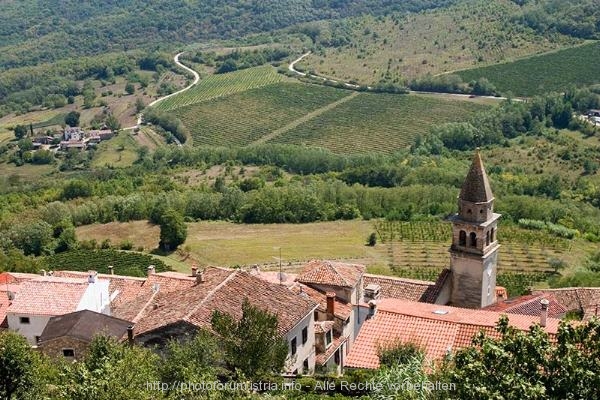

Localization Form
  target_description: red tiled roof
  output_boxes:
[54,271,146,310]
[7,276,94,316]
[289,283,353,320]
[296,260,365,288]
[0,272,39,284]
[363,274,433,302]
[532,288,600,318]
[316,335,347,365]
[133,269,318,337]
[484,294,567,318]
[362,269,450,304]
[346,298,562,369]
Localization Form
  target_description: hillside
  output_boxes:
[455,42,600,96]
[298,0,581,85]
[0,0,455,70]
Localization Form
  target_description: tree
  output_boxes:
[211,298,289,379]
[158,208,187,251]
[13,124,28,139]
[125,82,135,95]
[65,111,81,127]
[105,113,121,132]
[443,315,600,399]
[0,332,41,399]
[159,331,225,397]
[135,97,146,113]
[367,232,377,246]
[9,221,54,256]
[59,335,160,400]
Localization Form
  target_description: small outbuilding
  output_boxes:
[37,310,133,360]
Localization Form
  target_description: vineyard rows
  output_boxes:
[156,66,284,111]
[174,83,349,147]
[270,93,486,154]
[457,42,600,96]
[375,221,572,251]
[374,220,572,295]
[45,249,169,277]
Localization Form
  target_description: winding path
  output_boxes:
[124,52,200,131]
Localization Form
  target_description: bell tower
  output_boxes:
[449,149,501,308]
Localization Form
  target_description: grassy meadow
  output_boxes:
[299,0,579,85]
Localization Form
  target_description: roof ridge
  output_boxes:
[132,290,160,323]
[364,273,434,286]
[184,270,238,321]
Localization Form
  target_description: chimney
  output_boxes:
[147,265,156,277]
[368,300,378,318]
[540,298,549,327]
[127,325,134,347]
[108,265,114,275]
[40,269,46,276]
[191,266,198,277]
[326,292,336,319]
[196,269,205,283]
[87,270,97,283]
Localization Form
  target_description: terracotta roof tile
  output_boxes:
[532,288,600,318]
[363,274,433,302]
[316,335,347,365]
[54,271,146,310]
[134,269,318,337]
[421,269,451,303]
[289,283,353,320]
[484,294,567,318]
[0,272,39,284]
[296,260,365,288]
[346,298,562,369]
[7,276,95,316]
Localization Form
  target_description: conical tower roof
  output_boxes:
[459,149,493,203]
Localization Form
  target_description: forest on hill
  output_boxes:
[0,0,455,70]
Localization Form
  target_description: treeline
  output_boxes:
[1,315,599,399]
[409,74,498,96]
[187,48,291,74]
[414,88,600,153]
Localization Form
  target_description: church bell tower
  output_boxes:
[449,149,501,308]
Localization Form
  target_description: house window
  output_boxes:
[62,349,75,358]
[19,317,30,324]
[459,230,466,246]
[291,337,297,355]
[302,326,308,345]
[34,336,41,344]
[303,358,309,372]
[469,232,477,247]
[334,349,340,365]
[326,330,332,347]
[313,310,319,321]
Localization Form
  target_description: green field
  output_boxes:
[270,93,487,153]
[174,82,351,146]
[155,66,284,111]
[456,42,600,96]
[91,132,140,168]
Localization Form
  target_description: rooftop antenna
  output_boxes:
[273,247,283,285]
